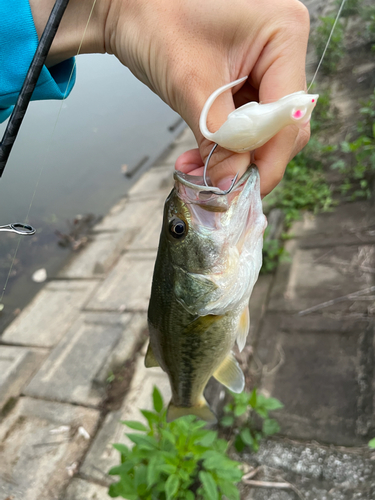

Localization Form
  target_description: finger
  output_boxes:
[249,2,310,195]
[175,148,204,177]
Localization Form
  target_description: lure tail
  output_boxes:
[199,76,247,141]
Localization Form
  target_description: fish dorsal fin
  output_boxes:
[145,343,160,368]
[236,307,250,353]
[213,353,244,393]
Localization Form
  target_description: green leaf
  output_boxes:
[217,480,241,500]
[108,461,134,476]
[202,450,229,470]
[126,433,158,450]
[185,491,195,500]
[108,477,137,499]
[152,386,164,413]
[220,415,234,427]
[121,420,148,432]
[134,464,148,488]
[261,397,284,411]
[199,471,218,500]
[112,443,130,456]
[147,455,161,487]
[140,409,158,428]
[234,434,245,452]
[248,388,257,407]
[240,428,254,447]
[165,474,180,500]
[197,430,217,447]
[263,418,280,436]
[369,438,375,449]
[161,428,176,444]
[234,403,247,417]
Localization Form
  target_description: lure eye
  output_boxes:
[291,107,307,120]
[169,218,187,239]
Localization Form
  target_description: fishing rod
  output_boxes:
[0,0,70,235]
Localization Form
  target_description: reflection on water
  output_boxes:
[0,54,186,331]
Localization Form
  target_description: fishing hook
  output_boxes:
[202,143,239,195]
[0,223,36,236]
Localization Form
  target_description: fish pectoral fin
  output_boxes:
[144,343,160,368]
[174,267,218,314]
[236,307,250,353]
[167,399,217,424]
[213,353,245,393]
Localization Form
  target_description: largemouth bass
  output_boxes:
[146,165,267,422]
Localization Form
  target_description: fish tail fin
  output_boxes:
[167,399,217,424]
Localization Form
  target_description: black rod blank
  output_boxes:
[0,0,70,177]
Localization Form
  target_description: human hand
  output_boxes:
[105,0,311,196]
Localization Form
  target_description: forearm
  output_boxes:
[28,0,111,67]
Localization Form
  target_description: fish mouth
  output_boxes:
[174,165,258,212]
[173,165,263,239]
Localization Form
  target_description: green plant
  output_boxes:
[369,438,375,449]
[332,89,375,199]
[335,0,359,17]
[272,139,334,226]
[261,228,288,274]
[309,87,338,133]
[220,388,283,453]
[312,16,345,74]
[109,387,243,500]
[361,5,375,50]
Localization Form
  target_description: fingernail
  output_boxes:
[217,177,235,191]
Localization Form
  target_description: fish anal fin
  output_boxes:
[213,353,244,393]
[236,307,250,353]
[144,343,160,368]
[167,399,217,424]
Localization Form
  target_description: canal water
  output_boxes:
[0,54,186,331]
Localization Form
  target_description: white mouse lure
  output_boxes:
[199,76,319,153]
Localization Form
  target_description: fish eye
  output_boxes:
[169,217,186,239]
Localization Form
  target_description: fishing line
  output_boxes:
[307,0,347,91]
[0,0,97,304]
[256,0,348,104]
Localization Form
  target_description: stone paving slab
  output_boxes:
[248,274,274,345]
[24,315,126,407]
[0,397,99,500]
[152,127,196,168]
[0,345,47,411]
[128,165,174,199]
[91,311,148,385]
[81,353,170,484]
[254,314,374,446]
[268,240,375,313]
[86,251,156,312]
[288,201,375,248]
[95,196,164,233]
[1,280,98,348]
[58,231,134,279]
[242,438,375,500]
[127,204,163,251]
[63,478,111,500]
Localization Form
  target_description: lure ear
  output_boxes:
[291,107,307,121]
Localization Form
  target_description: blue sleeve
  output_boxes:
[0,0,76,123]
